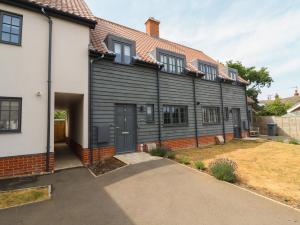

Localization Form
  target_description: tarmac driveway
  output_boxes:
[0,159,300,225]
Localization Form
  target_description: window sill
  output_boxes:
[0,130,21,134]
[202,123,221,126]
[0,39,22,46]
[163,124,189,128]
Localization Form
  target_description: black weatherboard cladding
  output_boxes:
[90,58,248,149]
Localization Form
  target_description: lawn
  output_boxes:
[0,186,50,209]
[174,139,300,208]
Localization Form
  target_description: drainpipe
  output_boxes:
[244,85,250,137]
[219,79,226,143]
[89,54,104,165]
[156,66,162,147]
[192,76,199,148]
[41,8,52,172]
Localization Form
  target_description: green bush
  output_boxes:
[194,161,205,170]
[289,139,299,145]
[209,158,237,183]
[178,157,190,165]
[149,148,168,157]
[165,151,176,159]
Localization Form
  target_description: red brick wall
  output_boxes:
[162,137,197,150]
[0,153,54,178]
[67,138,115,165]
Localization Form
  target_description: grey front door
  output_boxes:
[115,104,137,154]
[232,108,242,138]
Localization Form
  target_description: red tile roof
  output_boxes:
[22,0,95,22]
[91,17,248,84]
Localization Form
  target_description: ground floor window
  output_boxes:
[163,105,188,126]
[146,104,154,123]
[203,106,220,125]
[0,97,22,133]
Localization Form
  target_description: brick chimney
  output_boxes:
[145,17,160,38]
[295,89,299,96]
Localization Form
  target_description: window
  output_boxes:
[229,70,237,80]
[159,53,185,74]
[0,11,22,45]
[0,98,22,133]
[199,63,217,81]
[202,107,220,125]
[163,105,188,126]
[224,107,229,121]
[146,104,154,123]
[113,41,132,64]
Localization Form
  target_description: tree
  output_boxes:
[258,96,292,116]
[54,111,67,120]
[226,61,273,103]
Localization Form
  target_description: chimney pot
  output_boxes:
[295,89,299,96]
[145,17,160,38]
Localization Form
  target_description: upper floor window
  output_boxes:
[229,69,237,80]
[0,11,22,45]
[113,41,132,64]
[0,97,22,133]
[199,63,217,81]
[163,105,188,126]
[159,52,185,74]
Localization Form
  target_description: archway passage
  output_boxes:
[54,93,84,170]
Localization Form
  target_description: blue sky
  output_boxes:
[86,0,300,100]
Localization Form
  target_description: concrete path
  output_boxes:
[114,152,161,164]
[54,143,83,170]
[0,159,299,225]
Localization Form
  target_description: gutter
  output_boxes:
[89,54,105,165]
[156,66,162,147]
[219,79,226,143]
[192,76,199,147]
[41,8,52,172]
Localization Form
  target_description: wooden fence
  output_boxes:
[54,120,66,143]
[254,115,300,139]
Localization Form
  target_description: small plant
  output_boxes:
[149,148,168,157]
[178,156,190,165]
[165,151,176,159]
[276,138,284,143]
[209,158,237,183]
[194,161,205,170]
[289,139,299,145]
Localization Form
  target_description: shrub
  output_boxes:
[194,161,205,170]
[289,139,299,145]
[209,158,237,183]
[276,138,284,143]
[178,157,190,165]
[149,148,168,157]
[165,151,176,159]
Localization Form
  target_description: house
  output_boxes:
[87,17,249,162]
[0,0,249,178]
[260,89,300,115]
[0,0,95,177]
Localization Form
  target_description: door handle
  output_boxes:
[122,131,129,134]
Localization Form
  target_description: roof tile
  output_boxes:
[91,17,248,84]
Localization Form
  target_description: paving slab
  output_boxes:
[114,152,161,164]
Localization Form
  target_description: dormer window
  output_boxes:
[199,62,217,81]
[113,42,131,64]
[157,49,185,74]
[105,34,136,65]
[228,68,237,80]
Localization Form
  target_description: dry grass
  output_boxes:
[0,186,50,209]
[174,139,300,208]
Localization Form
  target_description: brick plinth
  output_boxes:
[162,137,197,150]
[0,153,54,178]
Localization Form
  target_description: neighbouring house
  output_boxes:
[0,0,249,178]
[0,0,95,177]
[260,89,300,115]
